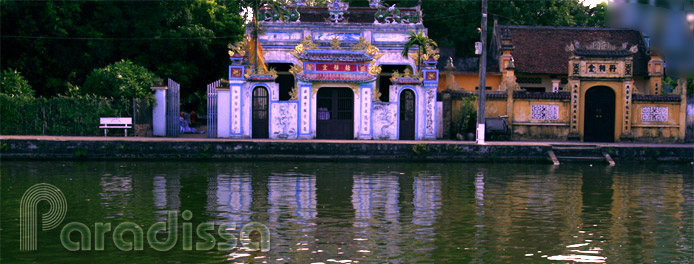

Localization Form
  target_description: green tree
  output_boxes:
[0,69,34,98]
[421,0,607,56]
[401,30,437,74]
[1,0,244,97]
[82,60,156,103]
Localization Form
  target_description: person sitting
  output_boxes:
[179,112,203,134]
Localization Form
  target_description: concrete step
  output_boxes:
[555,156,606,162]
[551,146,600,151]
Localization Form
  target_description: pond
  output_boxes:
[1,161,692,263]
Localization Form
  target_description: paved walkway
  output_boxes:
[1,135,691,148]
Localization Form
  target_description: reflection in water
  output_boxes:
[268,173,316,225]
[412,173,441,228]
[351,173,401,258]
[152,174,181,221]
[267,173,317,262]
[100,174,134,218]
[1,162,691,264]
[215,174,252,226]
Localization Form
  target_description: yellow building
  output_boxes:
[439,23,687,142]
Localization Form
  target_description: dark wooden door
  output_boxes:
[252,87,269,138]
[399,89,416,140]
[316,88,353,139]
[584,86,615,142]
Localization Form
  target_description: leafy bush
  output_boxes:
[0,69,34,98]
[82,60,156,104]
[458,95,477,134]
[0,94,131,135]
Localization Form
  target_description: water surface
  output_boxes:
[1,161,692,263]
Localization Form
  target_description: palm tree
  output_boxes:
[401,30,438,76]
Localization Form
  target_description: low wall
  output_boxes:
[1,138,691,163]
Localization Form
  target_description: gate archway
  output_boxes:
[584,86,615,142]
[316,88,354,139]
[252,86,269,138]
[399,89,416,140]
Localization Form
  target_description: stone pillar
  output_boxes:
[358,82,374,139]
[647,53,664,94]
[506,84,514,137]
[151,85,167,136]
[228,57,246,138]
[568,79,581,141]
[217,87,230,138]
[422,61,439,140]
[298,81,312,139]
[552,79,560,93]
[233,82,246,138]
[620,80,634,142]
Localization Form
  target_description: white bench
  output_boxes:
[99,117,132,137]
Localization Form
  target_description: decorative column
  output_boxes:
[422,59,439,140]
[551,79,560,93]
[620,80,634,141]
[227,56,245,138]
[567,54,581,141]
[151,84,167,136]
[647,53,664,95]
[298,81,312,139]
[358,82,374,139]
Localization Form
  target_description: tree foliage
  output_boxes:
[1,0,244,98]
[420,0,606,56]
[1,0,607,99]
[0,69,34,98]
[82,60,156,103]
[401,30,437,73]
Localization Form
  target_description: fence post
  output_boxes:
[151,85,167,136]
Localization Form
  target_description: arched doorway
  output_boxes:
[399,89,416,140]
[584,86,615,142]
[316,88,354,139]
[252,87,269,138]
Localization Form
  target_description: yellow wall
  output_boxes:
[450,98,507,123]
[511,99,571,140]
[630,102,682,142]
[439,73,502,92]
[512,99,570,123]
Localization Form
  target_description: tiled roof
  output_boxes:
[633,94,681,102]
[574,49,633,57]
[498,25,649,76]
[297,72,376,83]
[513,91,571,100]
[442,90,508,99]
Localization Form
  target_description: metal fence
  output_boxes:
[206,79,220,138]
[132,97,152,136]
[166,78,180,137]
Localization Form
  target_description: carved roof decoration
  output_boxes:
[252,3,421,24]
[566,39,638,57]
[290,35,384,62]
